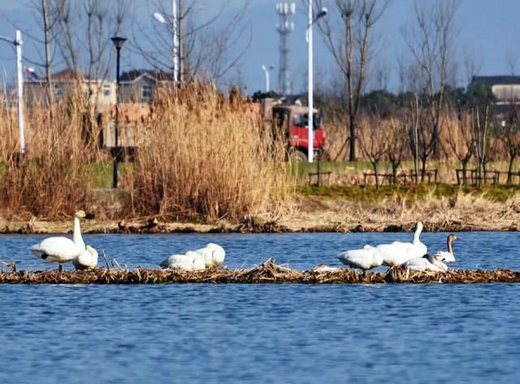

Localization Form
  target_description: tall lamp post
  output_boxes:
[0,29,25,155]
[111,36,126,189]
[153,0,179,84]
[307,3,327,163]
[261,65,274,92]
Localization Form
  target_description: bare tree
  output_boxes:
[472,106,493,186]
[358,112,389,188]
[316,0,389,162]
[29,0,127,103]
[386,115,408,184]
[132,0,251,83]
[401,0,460,158]
[498,107,520,183]
[41,0,57,113]
[449,109,474,184]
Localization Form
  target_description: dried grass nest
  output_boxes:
[1,259,519,285]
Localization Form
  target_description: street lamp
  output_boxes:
[261,65,274,92]
[153,0,179,84]
[111,36,126,189]
[307,2,327,163]
[0,29,25,155]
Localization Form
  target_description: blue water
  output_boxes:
[1,232,520,383]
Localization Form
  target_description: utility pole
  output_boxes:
[0,29,25,154]
[275,2,295,96]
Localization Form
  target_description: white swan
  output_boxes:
[402,253,448,272]
[160,251,206,271]
[30,210,88,270]
[338,245,384,272]
[377,222,428,267]
[433,234,459,263]
[194,243,226,268]
[72,245,98,270]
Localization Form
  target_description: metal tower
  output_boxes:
[275,2,295,96]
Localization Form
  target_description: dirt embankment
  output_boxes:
[1,193,519,234]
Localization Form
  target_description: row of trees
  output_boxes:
[312,0,493,165]
[13,1,250,113]
[325,83,520,187]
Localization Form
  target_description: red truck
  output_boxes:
[261,97,326,162]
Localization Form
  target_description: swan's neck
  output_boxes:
[447,238,454,255]
[413,227,422,244]
[73,217,85,249]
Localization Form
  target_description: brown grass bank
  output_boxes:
[1,190,519,234]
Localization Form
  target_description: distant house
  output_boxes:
[119,70,173,104]
[24,69,116,108]
[471,76,520,104]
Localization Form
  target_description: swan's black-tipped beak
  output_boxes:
[85,213,95,220]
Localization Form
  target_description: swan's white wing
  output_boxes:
[377,243,411,266]
[31,237,83,263]
[160,254,187,269]
[194,247,215,267]
[389,241,409,247]
[403,258,429,271]
[434,250,455,262]
[403,258,443,272]
[191,255,206,270]
[338,248,383,270]
[73,246,98,270]
[161,254,200,271]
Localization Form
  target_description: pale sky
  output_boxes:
[1,0,520,94]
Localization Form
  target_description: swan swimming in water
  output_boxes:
[377,222,428,267]
[194,243,226,268]
[402,253,448,272]
[30,210,88,271]
[160,251,206,271]
[432,234,459,263]
[338,245,384,272]
[72,245,98,270]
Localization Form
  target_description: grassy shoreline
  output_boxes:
[2,183,519,234]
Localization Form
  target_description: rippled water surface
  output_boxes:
[1,232,520,383]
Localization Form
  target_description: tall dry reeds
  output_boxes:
[0,88,101,218]
[126,83,290,222]
[0,83,291,221]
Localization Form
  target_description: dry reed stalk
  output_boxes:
[0,87,102,218]
[126,83,291,222]
[1,260,519,284]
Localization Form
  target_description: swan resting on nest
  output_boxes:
[377,222,428,266]
[194,243,226,268]
[337,222,426,271]
[402,253,448,272]
[160,251,206,271]
[72,245,98,270]
[338,245,384,272]
[30,210,88,271]
[432,234,459,263]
